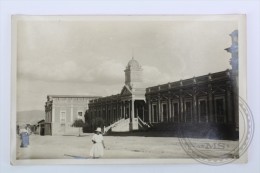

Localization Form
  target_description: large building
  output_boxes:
[44,95,100,135]
[88,30,239,139]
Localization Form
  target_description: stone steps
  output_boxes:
[111,118,130,132]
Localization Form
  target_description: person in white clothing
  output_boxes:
[89,127,105,159]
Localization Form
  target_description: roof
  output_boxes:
[146,69,231,93]
[38,119,45,123]
[47,95,101,98]
[126,57,142,70]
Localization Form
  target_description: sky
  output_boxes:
[16,16,238,112]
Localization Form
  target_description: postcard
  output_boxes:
[11,15,250,165]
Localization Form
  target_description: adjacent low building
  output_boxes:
[44,95,100,135]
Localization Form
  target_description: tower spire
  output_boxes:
[124,56,143,87]
[131,48,134,60]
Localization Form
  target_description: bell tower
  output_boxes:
[225,30,238,74]
[124,57,143,88]
[225,29,239,133]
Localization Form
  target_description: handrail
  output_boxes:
[147,122,154,127]
[138,117,150,128]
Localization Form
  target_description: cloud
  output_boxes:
[142,65,172,86]
[88,60,125,84]
[18,59,125,85]
[19,60,82,82]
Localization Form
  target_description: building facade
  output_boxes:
[44,95,100,135]
[145,70,236,125]
[88,30,239,138]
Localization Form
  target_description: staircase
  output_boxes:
[104,117,151,134]
[111,118,130,132]
[104,118,130,133]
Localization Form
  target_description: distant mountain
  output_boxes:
[17,110,45,125]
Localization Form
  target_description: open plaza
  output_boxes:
[16,133,238,160]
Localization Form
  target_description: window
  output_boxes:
[199,99,208,122]
[78,112,83,117]
[215,98,225,123]
[185,101,192,123]
[173,102,179,123]
[60,111,66,124]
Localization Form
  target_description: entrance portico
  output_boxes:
[120,85,146,131]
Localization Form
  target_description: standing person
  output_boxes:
[89,127,105,159]
[19,126,29,148]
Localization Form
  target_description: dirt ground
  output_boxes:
[16,133,238,160]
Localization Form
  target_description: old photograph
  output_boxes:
[11,15,247,164]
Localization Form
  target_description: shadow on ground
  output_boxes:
[62,134,90,137]
[64,154,91,159]
[105,123,239,141]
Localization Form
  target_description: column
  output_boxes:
[168,98,171,122]
[117,102,120,121]
[116,102,118,121]
[120,102,123,119]
[109,105,111,123]
[122,102,124,119]
[102,106,104,120]
[142,104,145,121]
[208,84,214,122]
[226,82,232,123]
[193,87,197,123]
[148,100,151,123]
[70,106,73,122]
[233,76,239,129]
[123,101,126,119]
[152,103,154,122]
[121,101,123,119]
[115,103,117,122]
[115,102,117,121]
[115,104,117,122]
[129,101,131,119]
[179,89,183,122]
[135,103,138,118]
[108,105,110,125]
[112,104,114,123]
[119,103,121,119]
[131,99,134,122]
[110,105,112,124]
[105,104,108,125]
[158,96,161,122]
[52,106,55,123]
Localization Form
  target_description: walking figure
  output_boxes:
[90,127,105,159]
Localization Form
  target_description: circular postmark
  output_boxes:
[178,96,254,165]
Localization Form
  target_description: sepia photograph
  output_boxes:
[11,15,247,164]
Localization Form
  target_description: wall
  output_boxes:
[45,96,97,135]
